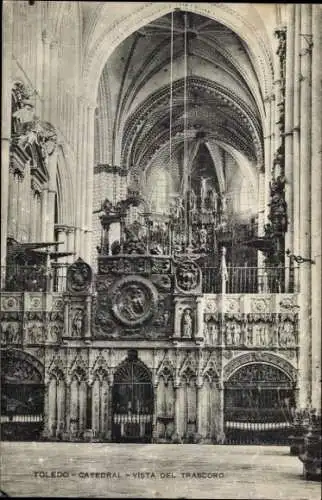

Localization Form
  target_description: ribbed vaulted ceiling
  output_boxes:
[96,11,264,188]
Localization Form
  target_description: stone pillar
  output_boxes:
[46,150,58,241]
[42,30,51,122]
[1,0,13,286]
[310,4,322,413]
[40,189,48,241]
[106,373,114,441]
[64,383,71,440]
[92,378,100,437]
[7,173,17,238]
[80,102,88,259]
[64,297,70,338]
[263,96,273,228]
[173,298,181,339]
[84,296,92,340]
[42,382,50,439]
[49,40,59,126]
[75,98,85,257]
[298,4,312,409]
[70,378,79,438]
[292,5,301,260]
[48,377,57,438]
[56,379,66,436]
[284,5,295,287]
[196,378,203,436]
[195,297,204,340]
[66,228,76,264]
[216,381,225,443]
[152,382,159,442]
[101,378,109,439]
[174,382,184,439]
[85,103,96,264]
[79,381,87,436]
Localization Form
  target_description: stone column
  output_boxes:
[263,95,274,235]
[85,103,96,264]
[48,377,57,438]
[84,296,92,340]
[174,382,184,439]
[64,383,71,440]
[64,297,70,338]
[101,378,109,439]
[1,0,13,286]
[66,228,75,264]
[46,150,58,241]
[42,30,51,122]
[7,173,17,238]
[79,381,87,437]
[75,98,85,257]
[196,378,203,436]
[152,382,159,442]
[284,5,295,287]
[195,297,204,340]
[70,378,79,438]
[216,381,225,443]
[298,4,312,409]
[79,101,88,259]
[56,379,66,436]
[292,5,301,260]
[42,382,50,439]
[106,373,114,441]
[49,40,59,126]
[40,189,48,241]
[92,378,100,437]
[173,298,181,339]
[310,4,322,413]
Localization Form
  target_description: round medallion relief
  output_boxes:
[110,276,158,327]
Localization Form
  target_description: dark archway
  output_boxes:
[1,349,44,440]
[224,362,296,445]
[112,353,153,443]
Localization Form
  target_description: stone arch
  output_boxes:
[48,366,65,382]
[223,352,297,384]
[70,367,87,384]
[82,3,273,103]
[1,348,44,381]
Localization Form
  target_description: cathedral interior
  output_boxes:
[1,2,321,477]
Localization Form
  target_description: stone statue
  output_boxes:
[72,310,83,337]
[182,309,193,338]
[199,226,208,248]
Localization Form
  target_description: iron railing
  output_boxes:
[202,266,299,294]
[2,264,70,293]
[1,264,298,294]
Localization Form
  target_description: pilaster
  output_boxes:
[298,4,312,409]
[310,4,322,413]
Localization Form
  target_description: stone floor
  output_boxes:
[0,442,320,499]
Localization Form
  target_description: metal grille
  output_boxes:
[112,360,153,443]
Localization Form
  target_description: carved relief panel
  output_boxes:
[93,273,172,339]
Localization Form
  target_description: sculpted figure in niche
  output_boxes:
[72,310,83,337]
[199,226,208,248]
[246,325,253,345]
[208,322,218,344]
[226,324,232,345]
[182,309,193,338]
[233,323,241,346]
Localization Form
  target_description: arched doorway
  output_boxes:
[112,354,153,443]
[1,350,44,440]
[224,363,296,445]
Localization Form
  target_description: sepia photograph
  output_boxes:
[1,2,321,498]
